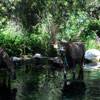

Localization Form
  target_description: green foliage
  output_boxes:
[79,18,100,50]
[55,10,100,50]
[29,33,57,56]
[57,10,86,40]
[85,40,99,50]
[0,0,100,56]
[0,20,57,56]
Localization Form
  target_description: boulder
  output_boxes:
[85,49,100,62]
[12,57,21,61]
[33,53,42,59]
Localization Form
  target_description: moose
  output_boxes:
[59,39,85,80]
[0,47,16,80]
[49,26,85,80]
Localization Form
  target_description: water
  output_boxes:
[0,63,100,100]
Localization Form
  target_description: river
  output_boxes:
[0,63,100,100]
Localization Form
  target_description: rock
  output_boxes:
[12,57,21,61]
[33,53,42,59]
[85,49,100,62]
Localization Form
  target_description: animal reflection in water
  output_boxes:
[59,39,85,80]
[0,47,16,86]
[0,84,17,100]
[62,80,86,99]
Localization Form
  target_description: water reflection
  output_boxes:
[15,65,64,100]
[0,63,100,100]
[62,80,86,100]
[0,84,17,100]
[84,62,100,70]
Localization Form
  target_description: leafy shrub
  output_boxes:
[85,40,100,50]
[0,10,100,56]
[0,21,57,57]
[29,33,57,56]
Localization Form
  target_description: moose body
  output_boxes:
[0,47,16,80]
[60,39,85,79]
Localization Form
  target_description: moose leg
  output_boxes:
[63,65,67,83]
[72,62,75,79]
[3,71,6,86]
[25,65,29,73]
[8,72,11,88]
[78,61,83,80]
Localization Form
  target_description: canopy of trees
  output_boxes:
[0,0,100,56]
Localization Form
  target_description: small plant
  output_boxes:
[85,40,99,50]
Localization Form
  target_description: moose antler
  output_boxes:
[76,28,84,38]
[50,23,57,43]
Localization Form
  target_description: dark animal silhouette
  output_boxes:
[0,84,17,100]
[62,80,86,99]
[60,39,85,79]
[0,47,16,80]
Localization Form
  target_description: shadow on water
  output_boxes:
[62,80,86,100]
[0,84,17,100]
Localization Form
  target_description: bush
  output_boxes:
[29,33,57,56]
[0,21,57,57]
[0,10,100,56]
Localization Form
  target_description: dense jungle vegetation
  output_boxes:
[0,0,100,57]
